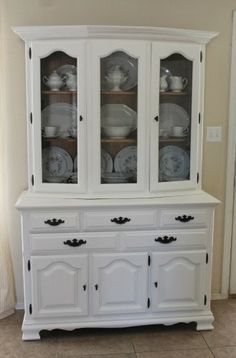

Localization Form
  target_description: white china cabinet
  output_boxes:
[14,25,219,340]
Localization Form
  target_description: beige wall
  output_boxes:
[1,0,235,304]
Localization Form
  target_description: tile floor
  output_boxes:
[0,299,235,358]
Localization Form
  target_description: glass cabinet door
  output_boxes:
[31,42,86,192]
[89,41,149,194]
[150,43,201,192]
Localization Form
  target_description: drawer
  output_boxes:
[29,232,118,253]
[158,208,211,229]
[82,208,157,231]
[123,229,208,250]
[29,211,80,232]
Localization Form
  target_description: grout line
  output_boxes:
[131,341,137,355]
[200,331,216,358]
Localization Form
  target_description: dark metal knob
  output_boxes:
[63,239,87,247]
[175,215,194,223]
[111,217,131,225]
[155,236,177,244]
[44,218,65,226]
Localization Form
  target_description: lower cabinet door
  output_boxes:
[31,255,88,318]
[91,252,148,315]
[151,250,206,312]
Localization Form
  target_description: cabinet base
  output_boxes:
[22,312,214,340]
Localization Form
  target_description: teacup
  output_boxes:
[44,126,58,137]
[159,128,168,137]
[172,126,188,137]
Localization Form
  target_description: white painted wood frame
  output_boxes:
[222,10,236,297]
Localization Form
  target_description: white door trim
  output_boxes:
[222,10,236,298]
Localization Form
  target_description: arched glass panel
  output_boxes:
[159,53,193,183]
[100,51,138,185]
[40,51,77,184]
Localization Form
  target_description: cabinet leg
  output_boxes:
[196,320,214,331]
[22,329,41,341]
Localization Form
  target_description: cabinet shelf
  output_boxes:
[160,91,188,96]
[101,138,137,144]
[42,137,76,142]
[42,90,77,95]
[102,91,136,96]
[159,137,190,145]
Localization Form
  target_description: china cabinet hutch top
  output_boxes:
[13,25,218,200]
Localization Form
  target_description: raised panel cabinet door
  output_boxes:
[91,252,148,315]
[31,255,88,318]
[88,40,150,195]
[150,42,202,193]
[30,41,87,193]
[151,250,206,312]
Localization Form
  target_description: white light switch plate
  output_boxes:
[206,126,222,142]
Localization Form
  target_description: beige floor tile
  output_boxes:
[136,349,214,358]
[55,333,134,356]
[0,340,58,358]
[0,310,23,328]
[131,329,207,352]
[212,346,236,358]
[57,354,137,358]
[202,323,236,348]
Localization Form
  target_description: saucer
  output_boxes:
[170,134,188,138]
[43,134,59,139]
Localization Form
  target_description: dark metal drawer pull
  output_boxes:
[111,217,131,225]
[155,236,177,244]
[175,215,194,223]
[44,218,65,226]
[63,239,87,247]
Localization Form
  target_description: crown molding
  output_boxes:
[12,25,218,44]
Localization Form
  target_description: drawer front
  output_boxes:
[159,208,211,229]
[123,229,208,250]
[29,232,118,253]
[29,212,80,232]
[82,209,157,231]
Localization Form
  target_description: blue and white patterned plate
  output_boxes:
[114,145,137,174]
[42,146,73,181]
[159,145,190,181]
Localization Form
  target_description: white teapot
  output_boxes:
[105,65,128,91]
[43,71,64,91]
[65,72,77,91]
[160,74,168,92]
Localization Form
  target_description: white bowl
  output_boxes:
[45,176,67,183]
[102,126,132,138]
[102,172,132,183]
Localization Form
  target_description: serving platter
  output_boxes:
[101,104,137,130]
[159,103,190,136]
[101,51,137,91]
[42,103,77,137]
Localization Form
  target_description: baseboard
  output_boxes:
[15,303,24,310]
[211,292,228,300]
